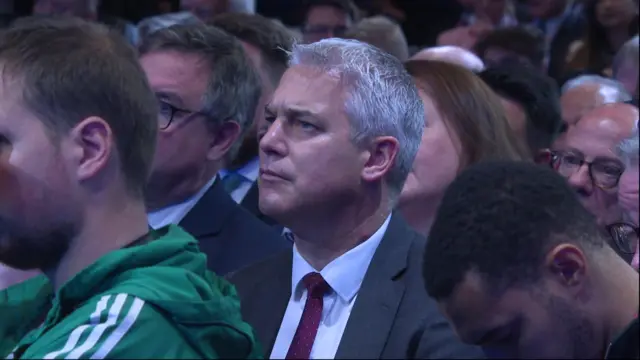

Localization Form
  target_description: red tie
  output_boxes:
[285,272,330,359]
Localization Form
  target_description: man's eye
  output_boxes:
[297,120,317,131]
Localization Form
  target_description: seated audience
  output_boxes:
[411,45,485,72]
[0,17,258,358]
[399,60,529,236]
[229,38,482,359]
[565,0,638,77]
[612,35,639,100]
[615,123,639,269]
[436,21,493,51]
[527,0,585,82]
[557,75,632,147]
[136,12,202,42]
[139,24,290,275]
[474,25,545,70]
[423,160,639,359]
[552,103,638,227]
[342,15,409,61]
[479,62,563,157]
[211,13,295,225]
[181,0,229,22]
[300,0,358,43]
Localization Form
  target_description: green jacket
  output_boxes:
[0,225,262,359]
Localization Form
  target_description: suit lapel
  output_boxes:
[179,179,231,239]
[251,253,292,355]
[335,213,415,359]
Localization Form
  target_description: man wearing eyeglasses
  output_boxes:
[139,24,289,276]
[301,0,357,44]
[551,103,638,228]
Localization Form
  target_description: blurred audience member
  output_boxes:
[139,24,289,275]
[565,0,639,77]
[615,122,639,269]
[479,62,563,157]
[423,160,639,359]
[461,0,518,27]
[229,0,256,13]
[612,35,640,100]
[527,0,586,82]
[474,25,545,69]
[137,12,201,43]
[301,0,358,43]
[32,0,96,19]
[437,21,493,50]
[211,13,295,224]
[230,38,482,359]
[399,60,529,236]
[181,0,229,22]
[411,46,485,72]
[553,103,638,227]
[342,15,409,61]
[558,75,632,142]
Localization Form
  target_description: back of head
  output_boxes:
[405,60,529,167]
[479,62,563,152]
[424,160,605,300]
[139,23,261,161]
[561,75,633,104]
[411,46,485,73]
[137,12,202,41]
[289,38,424,200]
[474,25,545,69]
[0,16,158,196]
[342,16,409,61]
[210,12,295,86]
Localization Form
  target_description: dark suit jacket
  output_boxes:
[229,213,483,359]
[239,181,278,226]
[179,180,291,276]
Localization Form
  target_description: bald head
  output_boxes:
[411,46,485,72]
[561,76,632,128]
[576,103,638,140]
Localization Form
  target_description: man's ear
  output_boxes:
[360,136,399,183]
[544,244,589,297]
[206,120,241,161]
[69,116,113,182]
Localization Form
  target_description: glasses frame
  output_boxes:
[550,150,625,190]
[606,222,640,255]
[158,100,208,130]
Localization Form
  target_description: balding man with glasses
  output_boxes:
[551,103,638,228]
[139,24,289,276]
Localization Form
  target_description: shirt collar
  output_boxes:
[290,214,392,303]
[219,156,259,182]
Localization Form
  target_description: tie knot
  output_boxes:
[302,272,329,299]
[222,172,246,193]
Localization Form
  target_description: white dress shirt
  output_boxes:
[270,215,392,359]
[218,157,259,204]
[147,175,217,229]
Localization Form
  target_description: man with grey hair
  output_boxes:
[613,35,639,100]
[555,75,633,148]
[342,15,409,61]
[139,24,289,276]
[229,38,482,359]
[411,45,485,72]
[616,120,639,270]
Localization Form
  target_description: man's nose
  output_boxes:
[567,165,594,194]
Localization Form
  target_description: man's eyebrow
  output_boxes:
[155,91,185,107]
[265,104,321,119]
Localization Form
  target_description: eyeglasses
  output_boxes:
[607,222,639,255]
[551,151,625,190]
[158,100,207,130]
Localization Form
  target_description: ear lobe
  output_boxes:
[71,117,112,182]
[361,136,399,183]
[206,120,241,161]
[545,244,587,288]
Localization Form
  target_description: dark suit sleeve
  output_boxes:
[411,310,485,359]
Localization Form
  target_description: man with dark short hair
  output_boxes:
[423,160,639,359]
[0,17,259,358]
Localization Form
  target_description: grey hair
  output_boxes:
[617,122,639,165]
[613,35,639,78]
[138,23,261,161]
[288,38,424,203]
[561,75,632,102]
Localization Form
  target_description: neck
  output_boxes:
[292,195,391,270]
[46,193,150,292]
[598,254,639,357]
[398,196,441,237]
[145,164,218,211]
[607,28,631,52]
